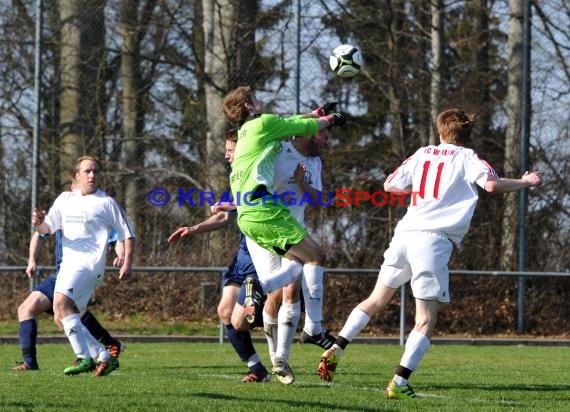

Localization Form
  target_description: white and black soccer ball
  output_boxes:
[329,44,363,78]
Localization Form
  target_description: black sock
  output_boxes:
[19,319,38,367]
[336,336,351,350]
[81,311,118,346]
[395,365,413,380]
[226,324,256,363]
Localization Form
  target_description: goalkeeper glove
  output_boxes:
[312,102,338,117]
[323,112,346,127]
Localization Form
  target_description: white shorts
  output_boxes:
[379,231,453,303]
[245,236,281,275]
[54,267,105,312]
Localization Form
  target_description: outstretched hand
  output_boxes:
[522,171,543,187]
[325,113,346,127]
[167,227,192,243]
[312,102,338,117]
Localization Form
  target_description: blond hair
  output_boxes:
[75,155,102,173]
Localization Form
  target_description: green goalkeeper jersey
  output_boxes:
[230,113,319,206]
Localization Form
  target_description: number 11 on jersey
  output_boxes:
[419,161,444,199]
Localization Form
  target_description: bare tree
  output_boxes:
[429,0,444,145]
[469,0,492,142]
[120,0,157,231]
[59,0,84,180]
[201,0,232,195]
[386,1,407,158]
[501,0,525,270]
[58,0,105,181]
[0,128,4,263]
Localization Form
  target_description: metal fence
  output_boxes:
[2,266,568,345]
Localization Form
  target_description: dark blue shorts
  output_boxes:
[223,233,257,287]
[33,273,57,314]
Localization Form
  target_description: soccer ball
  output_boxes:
[329,44,363,78]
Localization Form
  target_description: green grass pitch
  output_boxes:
[1,342,569,411]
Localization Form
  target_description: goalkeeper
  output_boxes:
[221,86,345,309]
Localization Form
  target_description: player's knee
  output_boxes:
[17,296,42,320]
[231,310,249,331]
[17,302,29,320]
[217,304,232,324]
[314,248,326,265]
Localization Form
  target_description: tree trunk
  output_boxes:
[387,0,406,157]
[429,0,444,145]
[200,0,258,262]
[501,0,524,270]
[59,0,83,182]
[471,0,491,141]
[58,0,105,182]
[120,0,145,230]
[0,132,5,263]
[202,0,232,195]
[81,0,106,158]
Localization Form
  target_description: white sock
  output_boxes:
[274,301,301,364]
[263,311,278,363]
[399,330,431,371]
[61,314,90,359]
[394,375,408,386]
[246,353,261,369]
[260,258,302,294]
[81,324,110,362]
[301,264,324,336]
[338,308,371,342]
[330,344,344,358]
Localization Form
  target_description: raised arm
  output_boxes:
[32,208,50,234]
[167,211,235,243]
[484,171,542,193]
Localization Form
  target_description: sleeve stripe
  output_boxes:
[110,197,136,238]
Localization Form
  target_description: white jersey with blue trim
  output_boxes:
[274,140,323,227]
[44,188,135,277]
[386,144,498,246]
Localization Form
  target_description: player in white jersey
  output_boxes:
[32,156,136,377]
[241,128,335,384]
[317,109,542,399]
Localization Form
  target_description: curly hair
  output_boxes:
[222,86,253,126]
[436,108,475,145]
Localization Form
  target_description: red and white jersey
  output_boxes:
[274,140,323,226]
[44,188,135,277]
[385,143,498,245]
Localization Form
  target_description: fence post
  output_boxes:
[219,269,227,344]
[29,268,42,292]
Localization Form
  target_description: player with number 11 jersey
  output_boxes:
[385,144,499,247]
